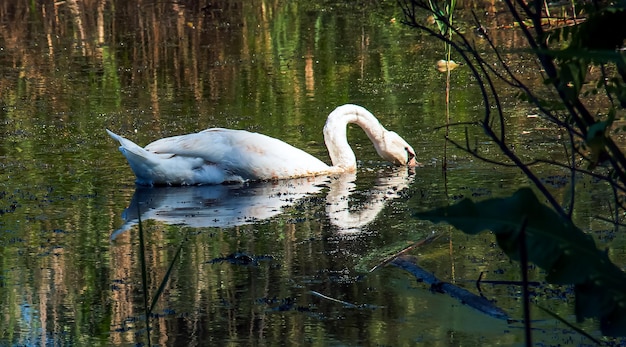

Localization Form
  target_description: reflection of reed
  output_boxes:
[110,232,135,345]
[107,168,414,343]
[0,0,532,111]
[0,1,548,344]
[66,0,86,55]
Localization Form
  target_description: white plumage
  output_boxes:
[107,104,417,185]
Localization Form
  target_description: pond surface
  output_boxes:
[0,0,623,346]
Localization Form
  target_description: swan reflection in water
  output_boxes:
[111,167,414,239]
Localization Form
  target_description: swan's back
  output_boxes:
[146,128,332,179]
[112,128,332,185]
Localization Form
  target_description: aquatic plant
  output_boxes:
[136,209,185,346]
[425,0,457,177]
[416,188,623,341]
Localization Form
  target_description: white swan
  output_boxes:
[106,104,417,185]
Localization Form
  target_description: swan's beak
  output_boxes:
[406,147,421,167]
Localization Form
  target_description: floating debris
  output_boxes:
[207,252,273,266]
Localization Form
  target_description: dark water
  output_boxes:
[0,0,619,346]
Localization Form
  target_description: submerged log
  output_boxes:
[391,255,509,321]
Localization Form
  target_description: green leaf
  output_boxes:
[585,118,612,168]
[150,240,185,314]
[558,60,587,99]
[428,0,454,37]
[414,188,626,336]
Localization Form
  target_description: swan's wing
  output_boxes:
[144,128,331,180]
[144,129,233,163]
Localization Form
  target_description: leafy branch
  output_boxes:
[415,188,626,337]
[399,0,626,338]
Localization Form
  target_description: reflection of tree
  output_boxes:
[0,0,501,133]
[0,3,433,343]
[0,1,556,345]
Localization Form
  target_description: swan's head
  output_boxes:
[376,131,418,167]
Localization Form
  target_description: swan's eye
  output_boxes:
[404,147,416,164]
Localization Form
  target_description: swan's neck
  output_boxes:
[323,104,388,171]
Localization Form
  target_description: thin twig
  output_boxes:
[445,136,540,168]
[432,121,478,131]
[137,206,152,346]
[369,232,442,273]
[310,291,358,308]
[518,216,532,347]
[536,305,603,345]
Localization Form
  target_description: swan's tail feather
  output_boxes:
[106,129,164,184]
[106,129,148,157]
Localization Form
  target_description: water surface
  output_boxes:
[0,0,618,345]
